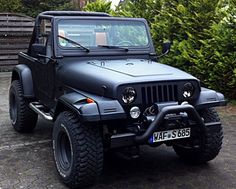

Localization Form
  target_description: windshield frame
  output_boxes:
[53,16,154,57]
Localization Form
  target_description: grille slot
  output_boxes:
[141,84,178,105]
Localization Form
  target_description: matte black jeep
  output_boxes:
[9,11,226,188]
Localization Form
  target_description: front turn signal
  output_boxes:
[86,98,94,103]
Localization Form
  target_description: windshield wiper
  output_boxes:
[58,35,90,52]
[97,45,129,52]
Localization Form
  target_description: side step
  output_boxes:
[29,102,53,121]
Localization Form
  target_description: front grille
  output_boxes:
[141,84,178,105]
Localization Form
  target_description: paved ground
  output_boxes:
[0,72,236,189]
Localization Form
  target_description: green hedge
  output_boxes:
[0,0,73,17]
[115,0,236,99]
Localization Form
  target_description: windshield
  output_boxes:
[57,19,149,49]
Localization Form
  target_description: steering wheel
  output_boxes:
[117,41,134,46]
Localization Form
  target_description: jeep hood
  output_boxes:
[58,59,198,97]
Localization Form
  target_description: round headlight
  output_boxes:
[122,87,136,104]
[130,106,141,119]
[183,82,194,98]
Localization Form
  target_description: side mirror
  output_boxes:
[157,41,171,59]
[31,43,46,57]
[162,41,171,54]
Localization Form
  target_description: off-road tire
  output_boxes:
[9,80,38,132]
[173,108,223,164]
[53,111,103,188]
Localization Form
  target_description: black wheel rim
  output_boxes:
[57,130,72,172]
[10,92,17,124]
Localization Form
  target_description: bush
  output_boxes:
[83,0,112,14]
[115,0,236,99]
[0,0,23,13]
[21,0,73,17]
[200,2,236,98]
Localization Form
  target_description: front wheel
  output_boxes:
[173,108,223,164]
[53,111,103,188]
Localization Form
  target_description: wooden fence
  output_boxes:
[0,13,34,71]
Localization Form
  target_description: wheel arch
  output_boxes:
[194,87,227,110]
[53,92,126,122]
[11,64,34,98]
[53,92,101,122]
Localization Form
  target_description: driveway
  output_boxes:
[0,72,236,189]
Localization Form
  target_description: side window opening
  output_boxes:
[39,19,52,47]
[32,18,52,59]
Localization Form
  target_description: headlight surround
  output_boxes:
[182,82,194,98]
[122,87,136,104]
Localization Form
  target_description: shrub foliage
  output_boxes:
[86,0,236,99]
[83,0,112,13]
[0,0,23,13]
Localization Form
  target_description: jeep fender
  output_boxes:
[194,87,227,110]
[11,64,34,98]
[54,92,126,122]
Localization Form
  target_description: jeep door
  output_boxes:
[32,18,55,107]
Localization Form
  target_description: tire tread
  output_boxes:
[54,111,103,188]
[9,80,38,132]
[173,108,223,164]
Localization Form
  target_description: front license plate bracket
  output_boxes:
[149,128,191,143]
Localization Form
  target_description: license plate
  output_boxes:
[150,128,191,143]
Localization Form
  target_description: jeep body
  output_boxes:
[9,11,226,188]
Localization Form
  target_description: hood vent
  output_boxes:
[103,108,117,113]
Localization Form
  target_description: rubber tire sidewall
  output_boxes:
[53,111,103,188]
[9,80,38,132]
[53,115,73,179]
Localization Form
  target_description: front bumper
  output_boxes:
[110,103,221,148]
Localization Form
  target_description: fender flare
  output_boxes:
[194,87,227,110]
[11,64,34,98]
[54,92,126,122]
[54,92,100,122]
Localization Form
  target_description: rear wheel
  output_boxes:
[9,80,38,132]
[53,111,103,188]
[173,108,223,164]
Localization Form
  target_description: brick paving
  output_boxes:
[0,72,236,189]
